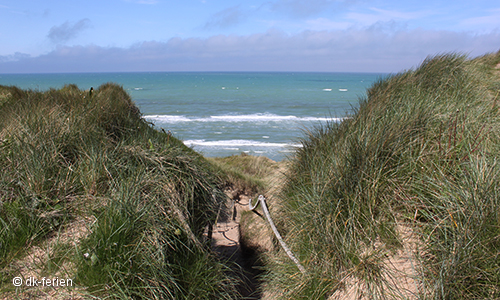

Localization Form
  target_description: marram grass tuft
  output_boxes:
[0,83,238,299]
[263,51,500,299]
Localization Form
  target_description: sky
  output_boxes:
[0,0,499,73]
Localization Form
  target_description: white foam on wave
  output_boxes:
[279,149,297,153]
[144,113,343,123]
[300,116,343,122]
[210,114,294,122]
[183,139,301,148]
[145,115,192,122]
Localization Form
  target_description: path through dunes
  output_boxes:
[211,195,263,299]
[211,154,424,299]
[208,155,285,299]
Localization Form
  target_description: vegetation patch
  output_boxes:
[0,83,237,299]
[2,50,500,300]
[262,52,500,299]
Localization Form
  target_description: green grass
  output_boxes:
[2,51,500,299]
[263,52,500,299]
[0,83,237,299]
[209,153,280,196]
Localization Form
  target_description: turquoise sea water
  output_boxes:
[0,72,385,161]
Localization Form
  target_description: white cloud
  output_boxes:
[460,8,500,29]
[47,19,91,44]
[2,28,499,73]
[0,52,31,63]
[204,6,245,29]
[305,18,352,31]
[369,7,431,21]
[272,0,335,18]
[346,7,431,27]
[268,0,363,18]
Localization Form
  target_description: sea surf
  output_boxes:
[0,72,385,160]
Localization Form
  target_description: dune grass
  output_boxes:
[2,51,499,300]
[263,52,500,299]
[0,83,237,299]
[209,153,281,197]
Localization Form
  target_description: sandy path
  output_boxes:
[211,194,263,299]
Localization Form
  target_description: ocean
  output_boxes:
[0,72,385,161]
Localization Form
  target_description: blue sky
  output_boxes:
[1,0,499,73]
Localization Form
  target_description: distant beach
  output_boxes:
[0,72,385,160]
